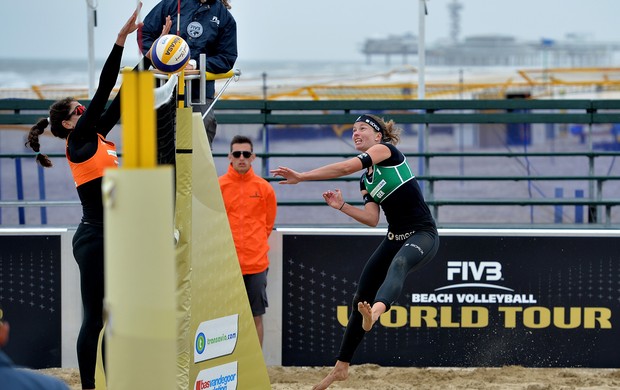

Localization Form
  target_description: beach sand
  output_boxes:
[41,364,620,389]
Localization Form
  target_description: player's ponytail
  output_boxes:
[25,97,75,168]
[364,114,402,145]
[26,118,53,168]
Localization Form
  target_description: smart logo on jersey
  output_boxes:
[195,361,238,390]
[194,314,239,363]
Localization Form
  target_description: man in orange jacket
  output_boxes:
[219,135,277,346]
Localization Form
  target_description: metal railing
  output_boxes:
[2,99,620,227]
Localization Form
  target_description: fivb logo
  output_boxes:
[436,261,513,292]
[447,261,502,282]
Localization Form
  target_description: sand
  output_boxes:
[41,364,620,389]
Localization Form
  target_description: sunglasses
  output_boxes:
[68,104,85,118]
[231,151,252,158]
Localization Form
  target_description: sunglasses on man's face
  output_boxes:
[68,104,86,118]
[231,151,252,159]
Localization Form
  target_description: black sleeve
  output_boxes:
[362,193,376,205]
[376,143,405,166]
[98,57,154,137]
[73,44,124,138]
[356,152,373,168]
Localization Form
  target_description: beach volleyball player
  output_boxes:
[24,4,171,389]
[271,114,440,390]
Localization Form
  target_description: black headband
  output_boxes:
[355,115,384,135]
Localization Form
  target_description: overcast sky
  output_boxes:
[8,0,620,62]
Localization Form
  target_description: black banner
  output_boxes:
[0,235,62,369]
[282,233,619,368]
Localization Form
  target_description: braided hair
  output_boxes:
[25,97,74,168]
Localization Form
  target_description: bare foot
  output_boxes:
[312,361,349,390]
[358,301,375,331]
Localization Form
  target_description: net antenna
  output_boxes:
[177,0,181,35]
[86,0,99,97]
[137,0,144,71]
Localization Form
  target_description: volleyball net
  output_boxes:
[104,64,269,390]
[152,67,240,166]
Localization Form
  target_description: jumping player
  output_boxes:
[24,4,168,388]
[271,114,440,389]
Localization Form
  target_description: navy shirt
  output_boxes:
[141,0,238,99]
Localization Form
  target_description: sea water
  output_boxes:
[0,57,400,87]
[0,56,524,96]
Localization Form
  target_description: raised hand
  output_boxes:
[160,15,172,37]
[116,2,144,46]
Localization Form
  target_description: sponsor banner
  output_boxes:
[0,235,62,369]
[194,314,239,363]
[282,233,620,367]
[194,361,238,390]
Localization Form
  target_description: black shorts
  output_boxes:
[243,269,268,317]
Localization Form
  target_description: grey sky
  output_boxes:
[8,0,620,62]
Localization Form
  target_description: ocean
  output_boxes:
[0,57,409,88]
[3,56,619,102]
[0,57,535,100]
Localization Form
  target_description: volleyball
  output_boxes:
[150,34,191,74]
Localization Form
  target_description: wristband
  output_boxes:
[338,202,346,210]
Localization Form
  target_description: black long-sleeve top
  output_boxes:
[66,44,124,226]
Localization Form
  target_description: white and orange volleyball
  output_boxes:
[150,34,191,74]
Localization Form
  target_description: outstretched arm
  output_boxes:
[270,144,391,185]
[99,12,170,135]
[116,2,143,47]
[80,3,144,136]
[271,158,362,185]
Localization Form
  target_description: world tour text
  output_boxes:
[337,305,612,329]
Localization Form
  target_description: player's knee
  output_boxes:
[392,255,410,273]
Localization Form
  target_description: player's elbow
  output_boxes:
[363,215,380,227]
